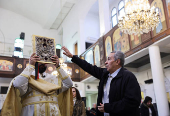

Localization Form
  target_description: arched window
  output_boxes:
[118,1,125,19]
[111,8,117,27]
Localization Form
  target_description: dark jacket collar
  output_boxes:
[103,67,125,84]
[114,67,125,79]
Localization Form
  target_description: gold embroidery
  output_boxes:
[61,76,69,80]
[22,101,58,108]
[34,103,37,116]
[45,103,48,116]
[57,68,69,80]
[20,74,30,79]
[39,103,44,107]
[29,64,35,69]
[51,107,58,116]
[39,108,45,116]
[45,96,49,101]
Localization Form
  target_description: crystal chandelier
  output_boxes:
[118,0,160,35]
[59,58,72,76]
[51,57,72,76]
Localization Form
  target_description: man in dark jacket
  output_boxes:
[140,96,156,116]
[62,46,141,116]
[89,103,97,116]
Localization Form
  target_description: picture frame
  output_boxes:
[32,35,56,64]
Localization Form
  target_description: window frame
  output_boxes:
[118,1,125,18]
[111,7,118,27]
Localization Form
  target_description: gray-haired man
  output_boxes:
[62,46,141,116]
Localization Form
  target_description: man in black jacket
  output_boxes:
[62,46,141,116]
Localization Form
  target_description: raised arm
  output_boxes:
[56,67,73,94]
[62,46,106,80]
[13,53,40,96]
[50,54,73,94]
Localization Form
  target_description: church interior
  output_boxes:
[0,0,170,115]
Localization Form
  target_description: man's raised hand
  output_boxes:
[62,46,73,58]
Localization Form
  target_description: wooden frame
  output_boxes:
[93,41,100,67]
[32,35,56,64]
[23,59,29,69]
[103,25,118,60]
[0,56,15,78]
[99,36,106,67]
[112,28,130,53]
[111,7,118,28]
[151,0,168,38]
[163,0,170,28]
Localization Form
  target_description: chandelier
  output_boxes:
[59,58,72,76]
[118,0,160,35]
[51,58,72,76]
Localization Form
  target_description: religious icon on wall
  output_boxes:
[85,50,94,75]
[166,0,170,24]
[80,55,85,77]
[99,37,105,67]
[130,34,142,49]
[151,0,167,36]
[94,44,100,67]
[105,36,112,59]
[85,49,94,65]
[0,60,13,71]
[113,29,130,53]
[32,35,56,63]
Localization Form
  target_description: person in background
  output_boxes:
[72,87,86,116]
[140,96,156,116]
[86,107,91,116]
[89,103,97,116]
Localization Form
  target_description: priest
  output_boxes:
[1,53,73,116]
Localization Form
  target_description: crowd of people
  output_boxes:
[0,46,164,116]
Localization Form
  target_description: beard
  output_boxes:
[39,64,47,74]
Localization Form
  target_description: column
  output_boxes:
[149,46,170,116]
[98,0,110,36]
[87,95,92,108]
[78,19,86,55]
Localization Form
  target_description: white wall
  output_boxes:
[84,13,100,43]
[91,94,98,106]
[61,0,98,57]
[85,83,98,92]
[0,77,12,86]
[0,7,61,58]
[86,93,97,108]
[73,81,85,97]
[133,59,170,103]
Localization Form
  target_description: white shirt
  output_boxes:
[103,68,121,116]
[149,108,152,116]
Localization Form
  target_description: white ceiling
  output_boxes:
[88,0,99,15]
[81,76,99,83]
[0,0,101,30]
[51,2,74,30]
[0,0,77,29]
[0,0,54,25]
